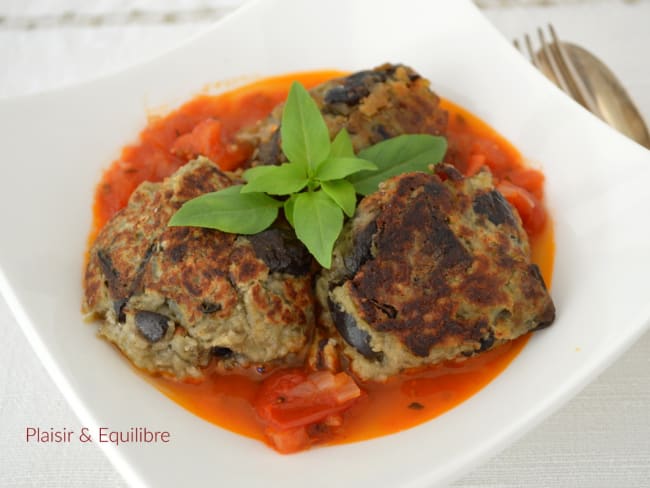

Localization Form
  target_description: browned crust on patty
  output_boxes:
[83,158,316,379]
[83,161,234,314]
[319,168,555,381]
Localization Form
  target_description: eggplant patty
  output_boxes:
[238,63,448,167]
[83,158,315,380]
[317,166,555,381]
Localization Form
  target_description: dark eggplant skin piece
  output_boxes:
[246,228,312,276]
[328,298,382,362]
[473,190,517,226]
[342,221,377,280]
[135,311,169,343]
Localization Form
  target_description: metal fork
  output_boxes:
[515,24,602,117]
[515,24,650,148]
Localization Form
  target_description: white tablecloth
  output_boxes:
[1,1,649,486]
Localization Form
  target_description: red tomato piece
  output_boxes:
[255,370,362,453]
[264,426,311,454]
[465,153,487,176]
[171,118,223,162]
[497,180,547,236]
[503,168,545,200]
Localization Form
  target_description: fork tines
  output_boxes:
[514,24,602,118]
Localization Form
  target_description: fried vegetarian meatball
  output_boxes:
[317,167,555,381]
[238,63,448,167]
[83,157,315,380]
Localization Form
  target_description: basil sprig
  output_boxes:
[169,81,447,268]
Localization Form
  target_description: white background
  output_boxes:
[1,0,649,486]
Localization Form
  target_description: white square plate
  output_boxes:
[1,0,650,486]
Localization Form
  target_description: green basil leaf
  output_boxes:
[242,163,309,195]
[315,157,377,181]
[321,179,357,217]
[242,165,283,183]
[283,194,298,228]
[350,134,448,195]
[328,128,355,159]
[168,185,282,234]
[281,82,331,174]
[293,191,343,268]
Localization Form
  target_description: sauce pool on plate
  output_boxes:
[90,71,554,451]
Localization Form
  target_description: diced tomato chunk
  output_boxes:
[465,153,486,176]
[497,180,547,236]
[171,118,223,162]
[503,168,545,200]
[264,426,310,454]
[254,370,362,453]
[170,118,252,170]
[470,139,516,174]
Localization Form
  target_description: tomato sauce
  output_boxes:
[90,71,554,451]
[90,71,345,239]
